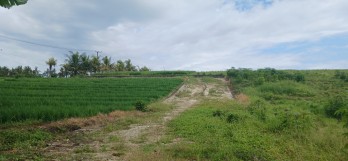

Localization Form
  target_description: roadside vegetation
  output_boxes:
[156,69,348,161]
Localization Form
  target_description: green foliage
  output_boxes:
[258,81,314,97]
[135,101,147,112]
[165,70,348,160]
[325,96,347,120]
[335,70,348,82]
[247,100,267,121]
[212,110,224,118]
[0,78,182,123]
[0,0,27,8]
[226,113,240,123]
[0,129,51,151]
[0,128,52,160]
[0,66,40,78]
[227,68,306,94]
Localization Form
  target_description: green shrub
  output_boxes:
[226,113,240,123]
[268,109,313,134]
[135,101,147,112]
[325,96,346,120]
[212,110,224,118]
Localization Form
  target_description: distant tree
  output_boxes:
[58,64,69,78]
[65,51,81,76]
[139,66,150,71]
[33,67,39,76]
[0,0,28,9]
[115,60,125,71]
[0,66,10,76]
[79,54,91,75]
[90,55,101,73]
[46,57,57,77]
[12,66,23,76]
[125,59,137,71]
[101,56,112,72]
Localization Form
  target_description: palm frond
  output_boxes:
[0,0,28,9]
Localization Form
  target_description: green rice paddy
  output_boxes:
[0,78,182,123]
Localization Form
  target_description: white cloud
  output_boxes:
[1,0,348,71]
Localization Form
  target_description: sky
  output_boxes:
[0,0,348,71]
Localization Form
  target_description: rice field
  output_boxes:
[0,78,182,123]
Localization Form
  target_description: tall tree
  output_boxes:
[139,66,150,71]
[79,54,91,75]
[90,55,101,73]
[46,57,57,77]
[101,56,112,72]
[125,59,136,71]
[65,51,81,76]
[115,60,125,71]
[58,64,69,78]
[0,0,28,8]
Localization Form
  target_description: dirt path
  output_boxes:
[43,78,233,160]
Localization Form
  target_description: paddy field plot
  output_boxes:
[0,78,182,123]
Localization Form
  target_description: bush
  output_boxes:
[135,101,147,112]
[325,96,346,120]
[226,113,240,123]
[212,110,224,118]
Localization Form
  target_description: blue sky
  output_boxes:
[0,0,348,71]
[260,34,348,68]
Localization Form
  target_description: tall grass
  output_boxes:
[163,69,348,160]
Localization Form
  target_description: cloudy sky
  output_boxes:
[0,0,348,71]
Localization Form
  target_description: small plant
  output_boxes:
[226,113,239,123]
[213,110,224,118]
[135,101,147,112]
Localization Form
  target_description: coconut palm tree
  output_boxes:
[90,55,101,73]
[79,54,91,75]
[46,57,57,77]
[0,0,28,8]
[101,56,112,72]
[65,51,81,76]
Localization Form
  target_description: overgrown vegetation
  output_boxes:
[163,69,348,161]
[227,67,305,94]
[0,128,52,160]
[0,78,182,123]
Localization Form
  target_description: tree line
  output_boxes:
[0,51,150,78]
[0,66,39,77]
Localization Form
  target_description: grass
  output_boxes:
[165,100,346,161]
[0,128,52,160]
[0,77,182,123]
[156,70,348,161]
